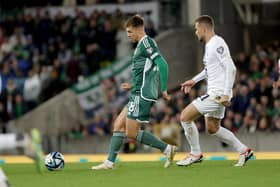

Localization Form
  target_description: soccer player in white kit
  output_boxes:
[176,15,253,167]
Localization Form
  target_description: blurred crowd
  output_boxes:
[0,9,122,129]
[68,41,280,149]
[228,42,280,133]
[0,0,153,8]
[0,8,157,133]
[153,41,280,140]
[1,6,279,140]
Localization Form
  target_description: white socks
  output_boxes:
[163,144,171,155]
[181,121,247,154]
[180,121,201,155]
[213,126,247,154]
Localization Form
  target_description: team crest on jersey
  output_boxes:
[146,47,153,54]
[216,46,224,54]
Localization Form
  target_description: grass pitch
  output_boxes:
[2,160,280,187]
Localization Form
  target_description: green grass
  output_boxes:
[2,160,280,187]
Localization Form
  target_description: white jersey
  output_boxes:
[193,35,236,98]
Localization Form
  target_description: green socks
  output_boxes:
[107,131,167,162]
[107,132,126,162]
[136,130,167,152]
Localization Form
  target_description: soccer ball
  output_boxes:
[45,151,65,171]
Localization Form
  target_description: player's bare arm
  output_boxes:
[162,91,171,101]
[181,79,196,94]
[181,69,206,94]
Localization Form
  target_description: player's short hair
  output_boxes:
[125,15,144,28]
[195,15,214,29]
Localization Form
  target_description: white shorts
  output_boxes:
[192,94,225,119]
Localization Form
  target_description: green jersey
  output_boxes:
[131,35,161,102]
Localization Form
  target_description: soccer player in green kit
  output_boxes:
[92,15,177,170]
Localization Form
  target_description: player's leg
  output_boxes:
[107,107,127,163]
[0,129,44,172]
[126,118,168,152]
[205,116,253,166]
[126,118,176,168]
[126,95,176,168]
[92,107,127,170]
[30,128,44,173]
[176,101,203,166]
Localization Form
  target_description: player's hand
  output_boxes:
[218,95,231,107]
[162,91,171,101]
[273,79,280,89]
[181,79,195,94]
[121,83,132,91]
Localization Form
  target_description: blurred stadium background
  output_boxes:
[0,0,280,158]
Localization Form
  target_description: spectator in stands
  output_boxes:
[9,27,27,49]
[145,19,157,38]
[13,93,27,118]
[258,116,270,132]
[235,52,249,73]
[88,115,108,135]
[154,115,181,146]
[272,116,280,132]
[99,20,117,63]
[0,27,6,46]
[243,109,258,133]
[111,9,124,30]
[223,117,235,133]
[232,85,250,115]
[58,42,72,65]
[23,69,41,111]
[233,112,243,131]
[269,99,280,118]
[66,53,82,84]
[116,21,132,59]
[69,124,87,139]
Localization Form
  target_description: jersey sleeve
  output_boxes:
[141,37,168,92]
[192,69,207,83]
[154,56,169,92]
[142,37,160,60]
[216,41,236,96]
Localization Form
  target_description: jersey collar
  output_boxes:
[137,35,148,48]
[206,34,217,48]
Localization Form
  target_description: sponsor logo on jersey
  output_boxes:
[216,46,224,54]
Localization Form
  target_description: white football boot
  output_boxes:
[91,160,115,170]
[164,145,178,168]
[176,153,203,166]
[234,148,254,167]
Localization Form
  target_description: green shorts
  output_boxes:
[126,94,154,123]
